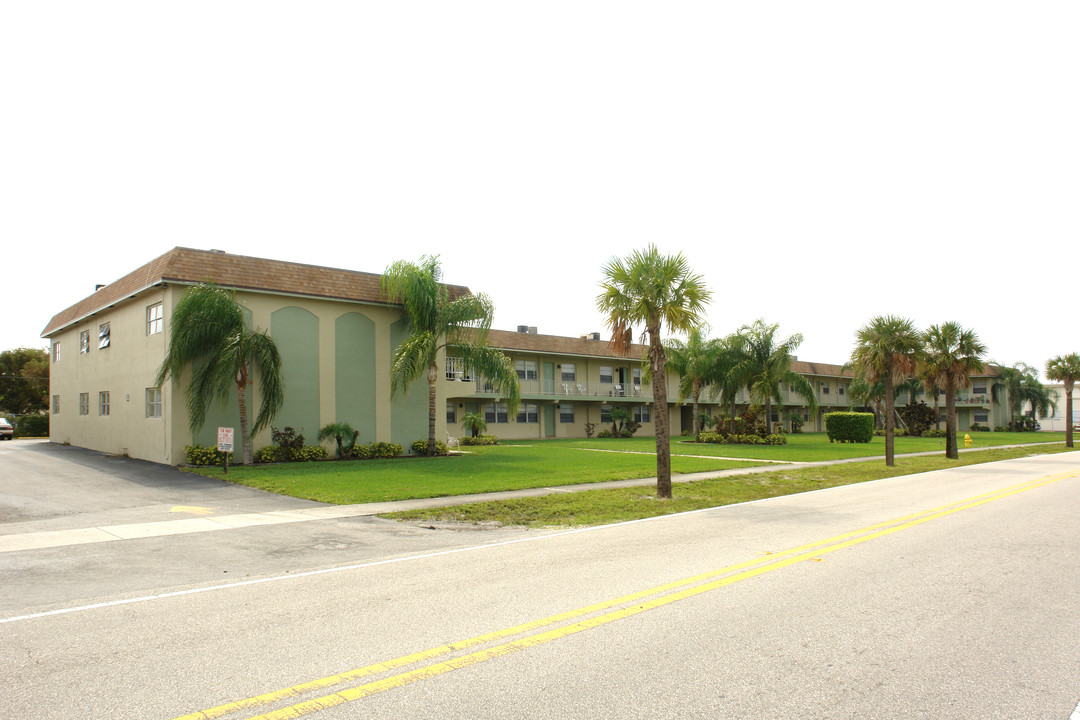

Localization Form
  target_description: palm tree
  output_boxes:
[1020,374,1056,431]
[156,282,284,465]
[992,362,1046,431]
[665,328,724,436]
[715,331,749,432]
[733,320,817,435]
[382,255,520,456]
[597,244,711,499]
[461,411,486,439]
[319,422,358,458]
[847,374,886,428]
[1046,353,1080,448]
[921,322,986,459]
[850,315,921,467]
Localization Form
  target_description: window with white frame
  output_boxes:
[53,342,61,363]
[600,404,612,423]
[484,402,508,424]
[98,322,111,350]
[147,302,164,335]
[146,388,162,418]
[79,393,89,416]
[446,402,456,424]
[634,405,650,423]
[515,360,538,381]
[561,364,576,382]
[445,356,472,381]
[516,403,539,423]
[633,368,642,388]
[53,395,60,413]
[99,391,110,416]
[600,366,613,384]
[559,403,575,423]
[821,382,830,395]
[80,330,90,354]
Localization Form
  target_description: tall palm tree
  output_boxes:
[732,319,817,434]
[991,362,1043,431]
[382,255,520,456]
[1020,374,1056,431]
[665,328,723,436]
[850,315,921,467]
[921,322,986,459]
[1046,353,1080,448]
[715,331,750,431]
[597,244,711,499]
[156,282,284,465]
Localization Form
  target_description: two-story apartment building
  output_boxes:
[42,248,1017,465]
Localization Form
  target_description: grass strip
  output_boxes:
[383,445,1075,528]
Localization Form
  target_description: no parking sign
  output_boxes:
[217,427,234,452]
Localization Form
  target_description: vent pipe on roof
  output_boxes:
[517,325,529,333]
[95,284,106,291]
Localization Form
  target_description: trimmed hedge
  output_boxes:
[184,444,235,466]
[255,444,329,463]
[460,435,498,446]
[824,412,874,443]
[350,441,402,459]
[411,439,449,456]
[697,431,787,446]
[14,414,48,438]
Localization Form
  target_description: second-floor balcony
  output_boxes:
[444,373,652,400]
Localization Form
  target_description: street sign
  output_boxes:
[217,427,234,452]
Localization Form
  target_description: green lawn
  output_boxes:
[186,431,1068,505]
[386,444,1077,528]
[187,442,764,504]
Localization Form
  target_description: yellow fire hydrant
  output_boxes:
[964,433,973,448]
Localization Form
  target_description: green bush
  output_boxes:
[255,443,327,463]
[14,414,48,437]
[366,441,403,459]
[969,423,990,432]
[349,444,371,459]
[696,431,787,445]
[874,428,908,437]
[924,429,947,438]
[994,426,1009,432]
[825,412,874,443]
[184,444,234,466]
[460,435,498,446]
[697,431,723,443]
[596,430,614,438]
[900,402,936,437]
[411,439,449,456]
[254,446,278,463]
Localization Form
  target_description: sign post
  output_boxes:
[217,427,235,474]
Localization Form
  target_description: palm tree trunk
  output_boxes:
[649,331,672,499]
[763,398,772,435]
[427,363,438,455]
[945,387,958,459]
[237,383,253,465]
[934,392,941,430]
[1065,387,1074,449]
[883,374,896,467]
[692,382,701,437]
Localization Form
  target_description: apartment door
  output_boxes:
[543,362,555,395]
[544,405,556,437]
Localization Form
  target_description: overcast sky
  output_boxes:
[3,2,1076,376]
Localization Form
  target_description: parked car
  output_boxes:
[0,418,13,440]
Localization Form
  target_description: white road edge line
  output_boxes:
[1,454,1073,625]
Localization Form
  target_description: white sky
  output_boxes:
[3,2,1076,377]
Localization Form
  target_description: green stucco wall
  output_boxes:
[335,312,377,444]
[272,306,321,442]
[390,318,429,448]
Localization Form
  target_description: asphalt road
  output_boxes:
[2,440,1080,719]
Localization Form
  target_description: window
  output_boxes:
[445,357,472,381]
[634,405,650,423]
[515,360,538,381]
[559,403,575,423]
[79,393,89,416]
[98,322,111,350]
[484,402,508,424]
[973,410,989,424]
[561,364,576,382]
[516,403,539,423]
[600,405,612,423]
[147,303,164,335]
[838,384,845,396]
[446,402,456,424]
[633,368,642,388]
[600,366,613,384]
[53,395,60,413]
[821,382,830,395]
[53,342,61,363]
[146,388,162,418]
[972,383,987,396]
[80,330,90,354]
[99,391,110,416]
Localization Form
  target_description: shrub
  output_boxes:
[14,414,49,437]
[697,432,723,443]
[319,422,359,458]
[696,431,787,445]
[969,423,990,432]
[825,412,874,443]
[269,426,306,461]
[254,446,278,463]
[412,439,449,456]
[349,444,371,459]
[994,426,1008,432]
[184,444,234,466]
[900,401,937,437]
[366,441,403,459]
[924,429,947,438]
[584,422,597,439]
[596,430,614,438]
[789,415,804,434]
[460,435,498,446]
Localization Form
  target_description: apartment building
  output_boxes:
[42,248,1016,464]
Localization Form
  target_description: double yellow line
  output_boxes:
[175,467,1079,720]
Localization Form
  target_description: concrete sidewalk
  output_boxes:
[0,441,1064,555]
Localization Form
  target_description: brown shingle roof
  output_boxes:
[41,247,470,337]
[486,329,649,360]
